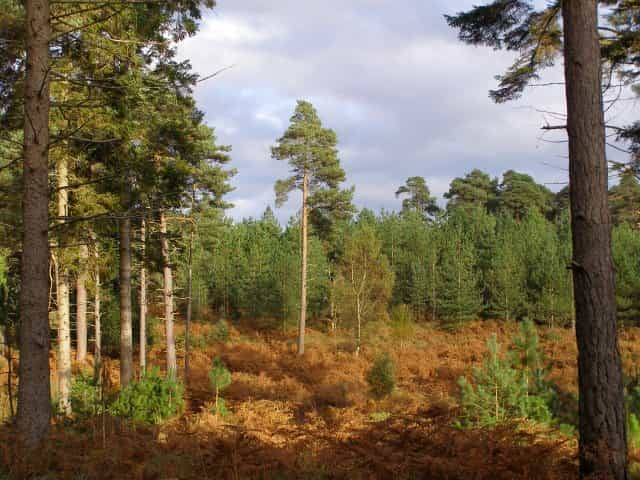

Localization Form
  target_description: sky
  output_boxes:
[176,0,639,222]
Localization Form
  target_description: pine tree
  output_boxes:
[272,100,349,355]
[395,176,440,219]
[447,2,628,475]
[445,169,499,213]
[436,221,482,326]
[486,215,527,322]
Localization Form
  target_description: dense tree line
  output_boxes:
[184,171,640,334]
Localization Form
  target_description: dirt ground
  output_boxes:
[3,320,640,479]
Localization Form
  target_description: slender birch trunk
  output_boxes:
[56,155,71,416]
[139,219,147,375]
[160,210,177,378]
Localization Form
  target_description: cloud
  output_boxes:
[177,1,637,222]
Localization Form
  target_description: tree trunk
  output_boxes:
[94,246,101,381]
[76,243,88,362]
[160,210,177,378]
[298,172,309,356]
[119,215,133,387]
[56,156,71,416]
[562,2,628,478]
[139,219,147,375]
[185,201,195,382]
[17,0,52,448]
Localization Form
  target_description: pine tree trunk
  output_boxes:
[562,2,628,477]
[160,210,177,378]
[119,215,133,387]
[56,155,71,416]
[17,0,52,449]
[185,214,195,382]
[76,244,88,362]
[298,172,309,356]
[94,246,101,381]
[139,219,147,375]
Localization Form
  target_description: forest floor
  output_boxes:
[3,319,640,479]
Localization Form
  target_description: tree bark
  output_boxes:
[562,1,628,478]
[298,172,309,356]
[185,196,195,382]
[139,218,147,375]
[76,244,88,362]
[160,210,177,378]
[94,246,101,381]
[119,215,133,387]
[17,0,52,449]
[56,156,71,416]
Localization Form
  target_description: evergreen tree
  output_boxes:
[272,100,349,355]
[497,170,554,220]
[610,171,640,227]
[486,215,527,321]
[395,176,440,219]
[447,2,628,475]
[436,221,482,326]
[445,169,499,213]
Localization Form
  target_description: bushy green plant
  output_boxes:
[207,319,230,343]
[457,334,552,428]
[70,374,103,417]
[390,304,415,347]
[625,375,640,449]
[109,368,184,424]
[366,353,395,399]
[209,357,231,416]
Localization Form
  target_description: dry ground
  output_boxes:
[3,320,640,479]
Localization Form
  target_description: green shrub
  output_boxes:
[109,368,184,424]
[626,375,640,449]
[366,353,395,399]
[209,357,232,416]
[70,374,103,417]
[208,319,230,343]
[457,334,552,428]
[390,304,415,347]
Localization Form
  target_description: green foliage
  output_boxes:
[457,333,552,428]
[209,357,232,416]
[70,374,103,417]
[334,223,394,346]
[209,319,230,343]
[109,368,184,424]
[390,304,415,346]
[613,223,640,324]
[208,357,232,393]
[210,397,231,418]
[395,176,440,219]
[366,353,396,400]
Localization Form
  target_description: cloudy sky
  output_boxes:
[177,0,638,222]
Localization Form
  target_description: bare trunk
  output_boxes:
[562,2,628,477]
[17,0,52,448]
[94,246,101,381]
[160,210,177,378]
[76,244,88,362]
[185,207,195,382]
[119,215,133,387]
[355,296,361,356]
[56,156,71,416]
[298,172,309,356]
[139,219,147,375]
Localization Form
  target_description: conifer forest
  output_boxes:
[4,1,640,479]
